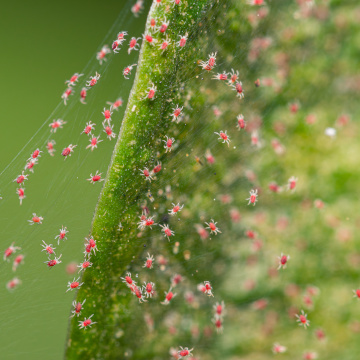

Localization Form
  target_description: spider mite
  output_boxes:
[80,87,87,104]
[117,31,128,43]
[77,259,93,272]
[49,119,66,133]
[251,131,260,147]
[144,82,156,100]
[143,33,157,45]
[149,18,157,31]
[86,72,101,87]
[143,253,155,269]
[133,285,147,303]
[213,315,223,333]
[161,287,176,305]
[4,243,21,261]
[288,176,298,191]
[107,98,123,110]
[30,148,42,159]
[168,203,184,216]
[303,352,318,360]
[138,215,156,230]
[195,224,209,240]
[172,0,181,5]
[236,114,246,130]
[163,136,175,152]
[272,343,287,354]
[229,69,239,84]
[143,281,155,298]
[205,149,215,165]
[86,135,102,151]
[16,187,25,205]
[47,140,56,156]
[96,45,111,65]
[103,122,116,140]
[200,281,214,296]
[233,81,245,98]
[158,18,170,33]
[25,158,38,173]
[296,310,310,328]
[28,213,43,225]
[278,253,290,269]
[152,161,162,174]
[213,71,228,81]
[81,121,96,136]
[171,274,183,288]
[177,33,188,48]
[112,39,122,53]
[247,189,258,205]
[41,241,56,255]
[102,107,113,123]
[128,37,141,54]
[353,289,360,299]
[55,226,68,245]
[123,64,137,79]
[87,171,104,184]
[205,219,221,235]
[12,254,25,271]
[66,277,84,292]
[140,167,153,182]
[6,278,21,291]
[71,299,86,318]
[78,314,96,330]
[214,130,231,146]
[85,237,98,256]
[159,37,171,52]
[65,73,83,87]
[62,144,77,159]
[199,52,217,71]
[131,0,143,17]
[121,272,137,288]
[178,347,194,358]
[214,301,225,316]
[45,254,62,268]
[154,0,162,7]
[61,87,73,105]
[14,171,28,184]
[171,105,183,122]
[159,224,175,241]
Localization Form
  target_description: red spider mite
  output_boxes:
[81,121,96,136]
[45,254,62,267]
[28,213,43,225]
[144,82,156,100]
[199,52,217,71]
[178,33,188,47]
[236,114,246,130]
[121,272,137,287]
[278,253,290,269]
[71,299,86,317]
[7,278,21,290]
[85,237,98,255]
[112,39,122,53]
[16,187,25,205]
[233,81,245,98]
[171,274,183,287]
[49,119,66,133]
[123,64,137,79]
[103,122,116,140]
[168,203,184,216]
[117,31,128,42]
[128,37,141,54]
[12,254,24,271]
[159,19,169,33]
[102,107,113,122]
[47,140,56,156]
[78,314,96,329]
[213,316,223,333]
[247,189,258,205]
[144,33,157,45]
[213,71,228,80]
[61,87,72,105]
[149,18,157,30]
[62,144,77,158]
[140,167,152,182]
[132,285,147,303]
[178,347,193,358]
[161,287,176,305]
[131,0,143,17]
[172,0,181,4]
[96,45,111,65]
[65,73,83,87]
[31,148,41,159]
[66,277,83,292]
[152,161,162,174]
[163,136,175,152]
[229,69,239,84]
[203,281,214,296]
[78,260,92,272]
[159,38,171,51]
[4,243,21,261]
[25,158,38,173]
[143,281,155,298]
[205,219,221,235]
[214,301,225,316]
[248,0,265,5]
[143,253,155,269]
[86,135,102,151]
[172,105,183,121]
[86,72,100,87]
[41,241,55,255]
[107,98,123,110]
[296,310,310,328]
[214,130,231,146]
[55,226,68,245]
[288,176,298,191]
[205,149,215,164]
[160,224,175,240]
[80,87,87,104]
[87,171,104,184]
[137,215,156,230]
